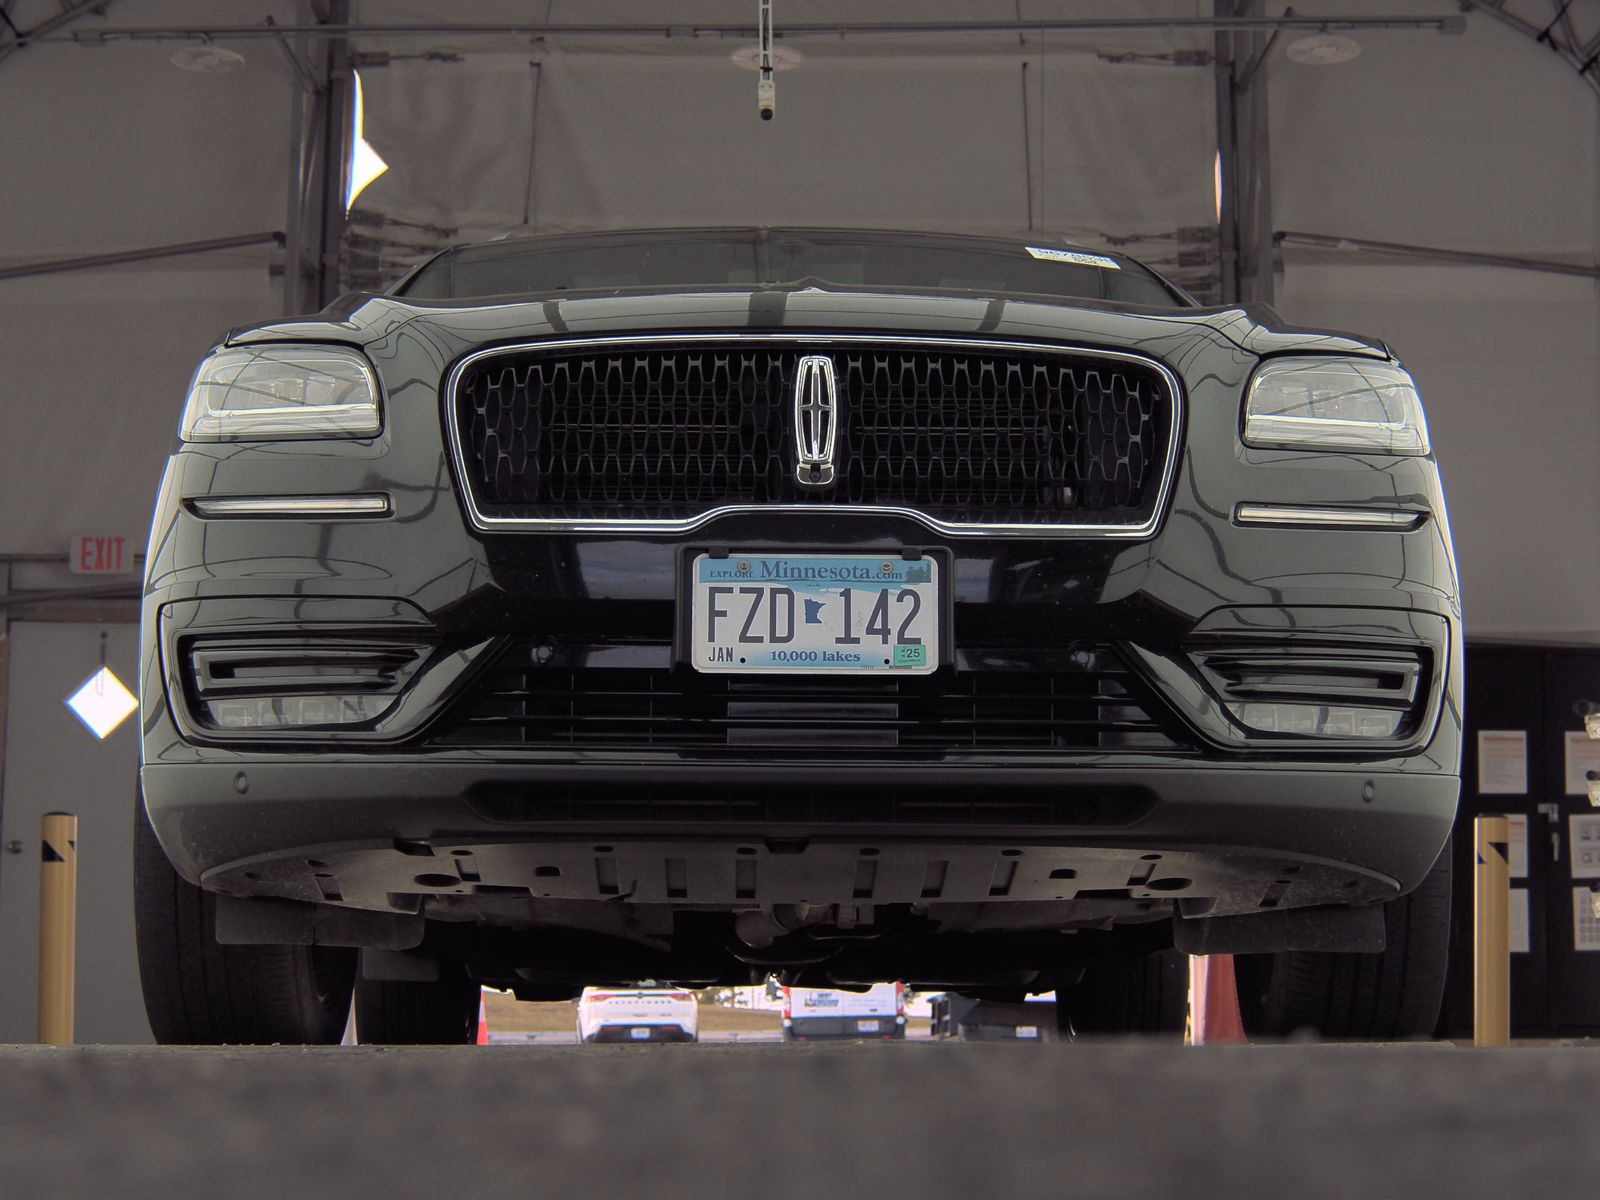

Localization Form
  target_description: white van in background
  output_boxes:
[782,983,906,1040]
[577,988,699,1043]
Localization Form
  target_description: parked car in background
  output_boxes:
[783,984,906,1040]
[577,987,699,1043]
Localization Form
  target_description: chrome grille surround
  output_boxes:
[443,334,1185,538]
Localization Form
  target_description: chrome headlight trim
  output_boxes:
[180,344,383,442]
[1242,355,1430,456]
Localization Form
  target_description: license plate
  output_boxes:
[856,1019,881,1033]
[630,1027,651,1040]
[691,553,938,674]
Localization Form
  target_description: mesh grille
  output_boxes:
[452,341,1173,527]
[428,641,1183,754]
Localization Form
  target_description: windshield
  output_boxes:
[397,230,1190,307]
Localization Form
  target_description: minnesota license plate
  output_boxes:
[690,553,939,674]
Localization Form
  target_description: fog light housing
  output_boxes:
[204,694,395,729]
[1230,702,1402,739]
[182,637,432,736]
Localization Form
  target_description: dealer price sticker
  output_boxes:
[691,553,939,674]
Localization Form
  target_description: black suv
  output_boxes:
[135,229,1460,1043]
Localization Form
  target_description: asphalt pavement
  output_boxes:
[2,1040,1597,1200]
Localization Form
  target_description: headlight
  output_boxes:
[1242,356,1429,455]
[180,345,381,441]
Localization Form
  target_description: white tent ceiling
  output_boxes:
[0,0,1597,640]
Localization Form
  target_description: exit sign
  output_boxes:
[70,535,133,575]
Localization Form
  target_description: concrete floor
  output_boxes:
[2,1041,1597,1199]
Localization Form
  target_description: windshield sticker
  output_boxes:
[1025,247,1122,269]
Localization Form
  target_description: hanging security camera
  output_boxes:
[758,0,776,120]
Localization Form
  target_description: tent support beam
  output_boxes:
[56,15,1469,44]
[0,1,118,69]
[1275,230,1600,278]
[1239,8,1275,306]
[312,0,352,307]
[0,233,285,282]
[1214,4,1241,304]
[1215,1,1275,307]
[1461,1,1600,94]
[281,1,324,315]
[268,14,321,95]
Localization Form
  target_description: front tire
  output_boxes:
[1237,840,1452,1041]
[1061,948,1188,1038]
[134,788,356,1045]
[354,973,481,1044]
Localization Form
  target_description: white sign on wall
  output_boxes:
[1505,813,1528,880]
[1569,815,1600,881]
[1477,730,1528,795]
[1563,732,1600,796]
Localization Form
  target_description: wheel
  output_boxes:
[1237,839,1452,1041]
[134,786,356,1045]
[354,972,481,1044]
[1062,948,1188,1037]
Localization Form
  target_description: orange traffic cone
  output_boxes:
[476,990,489,1045]
[1187,954,1248,1045]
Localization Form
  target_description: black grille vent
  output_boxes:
[428,642,1183,754]
[452,341,1172,527]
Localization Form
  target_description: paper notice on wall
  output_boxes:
[1564,731,1600,795]
[1478,730,1528,795]
[1569,814,1600,881]
[1506,813,1528,879]
[1572,887,1600,951]
[1509,887,1530,954]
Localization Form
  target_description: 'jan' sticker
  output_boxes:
[1025,246,1122,269]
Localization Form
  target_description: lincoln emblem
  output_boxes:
[792,354,838,487]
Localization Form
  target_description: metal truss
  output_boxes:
[0,1,117,69]
[45,13,1469,45]
[1462,1,1600,95]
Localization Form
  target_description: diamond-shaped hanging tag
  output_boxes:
[65,666,138,739]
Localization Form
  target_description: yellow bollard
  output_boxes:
[1473,815,1510,1048]
[38,812,78,1046]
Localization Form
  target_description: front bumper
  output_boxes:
[583,1025,696,1044]
[141,756,1458,920]
[139,299,1465,932]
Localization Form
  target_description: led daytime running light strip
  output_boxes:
[189,494,391,518]
[1234,503,1424,530]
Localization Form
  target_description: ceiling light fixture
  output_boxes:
[170,45,246,73]
[1285,34,1362,65]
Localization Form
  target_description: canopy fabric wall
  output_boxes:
[0,0,1596,640]
[1269,1,1600,642]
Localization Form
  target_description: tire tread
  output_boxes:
[135,791,354,1045]
[354,975,480,1045]
[1240,840,1452,1041]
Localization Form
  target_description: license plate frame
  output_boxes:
[677,548,950,676]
